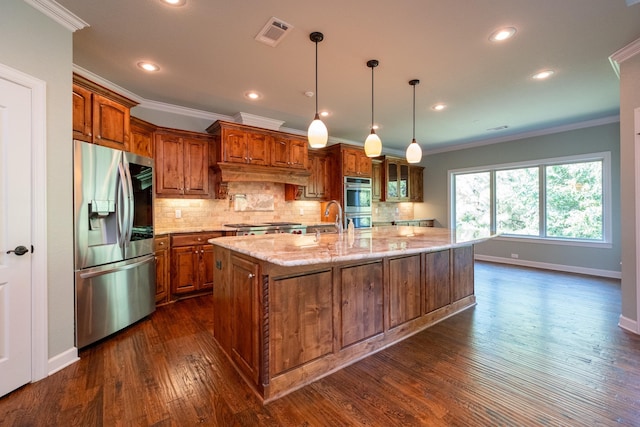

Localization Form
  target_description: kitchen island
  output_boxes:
[210,226,495,403]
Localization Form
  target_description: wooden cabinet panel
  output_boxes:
[340,262,384,347]
[129,117,155,158]
[183,138,209,195]
[271,270,333,375]
[155,133,184,195]
[223,129,248,163]
[93,94,130,151]
[172,246,197,294]
[372,161,382,201]
[271,136,290,168]
[200,244,214,290]
[389,255,422,328]
[154,236,169,305]
[72,84,92,142]
[410,166,424,202]
[452,246,474,301]
[289,137,308,169]
[155,130,211,197]
[342,149,358,176]
[230,255,260,384]
[358,153,372,177]
[246,132,270,165]
[425,250,451,312]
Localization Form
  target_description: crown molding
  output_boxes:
[23,0,88,32]
[609,37,640,78]
[424,115,620,156]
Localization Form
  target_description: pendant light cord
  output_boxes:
[315,40,319,115]
[371,65,375,130]
[412,83,416,140]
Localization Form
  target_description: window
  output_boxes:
[451,153,610,245]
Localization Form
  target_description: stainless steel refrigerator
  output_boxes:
[73,140,156,348]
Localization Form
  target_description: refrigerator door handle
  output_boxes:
[79,254,155,279]
[117,162,130,246]
[122,157,135,243]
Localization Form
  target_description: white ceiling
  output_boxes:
[57,0,640,155]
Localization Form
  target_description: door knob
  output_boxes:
[7,245,29,256]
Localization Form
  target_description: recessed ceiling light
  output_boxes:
[320,111,330,117]
[532,70,555,80]
[162,0,186,6]
[137,61,160,72]
[489,27,517,42]
[432,103,447,111]
[245,91,261,100]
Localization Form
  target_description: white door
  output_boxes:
[0,76,33,397]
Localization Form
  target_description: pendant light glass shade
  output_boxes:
[307,32,328,148]
[364,130,382,157]
[406,139,422,163]
[365,59,381,157]
[308,113,328,148]
[406,79,422,164]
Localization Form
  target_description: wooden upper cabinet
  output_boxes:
[245,132,270,165]
[129,117,156,158]
[72,74,137,151]
[342,147,371,177]
[409,166,424,202]
[72,84,92,142]
[384,158,410,201]
[272,136,308,169]
[155,129,211,197]
[372,160,382,201]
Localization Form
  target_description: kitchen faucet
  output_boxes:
[324,200,343,234]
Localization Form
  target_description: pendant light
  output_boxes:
[307,32,328,148]
[364,59,382,157]
[406,79,422,164]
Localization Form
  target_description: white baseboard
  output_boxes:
[47,347,79,376]
[618,315,639,334]
[475,254,622,279]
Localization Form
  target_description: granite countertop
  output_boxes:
[209,226,496,267]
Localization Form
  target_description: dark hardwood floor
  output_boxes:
[2,262,640,426]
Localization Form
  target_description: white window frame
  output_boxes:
[448,152,612,248]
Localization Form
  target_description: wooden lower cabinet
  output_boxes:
[154,235,170,305]
[389,255,422,328]
[340,262,384,347]
[229,255,260,384]
[170,232,221,298]
[452,246,474,301]
[212,244,477,402]
[271,269,333,375]
[425,250,451,312]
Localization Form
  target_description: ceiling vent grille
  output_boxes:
[255,17,293,47]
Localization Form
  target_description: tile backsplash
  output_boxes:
[154,182,415,233]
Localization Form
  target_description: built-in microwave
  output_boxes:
[344,176,372,214]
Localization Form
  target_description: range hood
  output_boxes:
[212,162,311,186]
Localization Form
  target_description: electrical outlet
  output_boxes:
[175,209,182,219]
[511,253,519,259]
[299,208,304,216]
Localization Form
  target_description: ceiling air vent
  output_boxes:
[255,17,293,47]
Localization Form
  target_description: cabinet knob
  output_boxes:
[248,273,255,279]
[159,242,165,246]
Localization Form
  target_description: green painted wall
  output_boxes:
[0,0,75,358]
[418,122,621,275]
